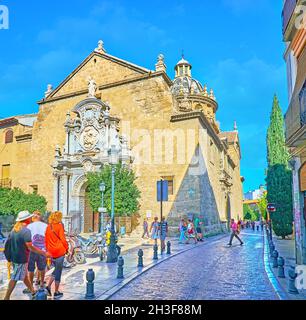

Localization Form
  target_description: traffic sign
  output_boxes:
[267,203,276,212]
[157,180,168,202]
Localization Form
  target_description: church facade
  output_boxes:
[0,41,243,234]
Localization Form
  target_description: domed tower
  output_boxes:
[171,55,220,133]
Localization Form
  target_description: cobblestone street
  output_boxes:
[111,230,278,300]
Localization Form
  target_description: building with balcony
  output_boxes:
[283,0,306,264]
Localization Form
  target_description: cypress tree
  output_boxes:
[266,95,293,238]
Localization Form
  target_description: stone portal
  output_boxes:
[52,94,131,233]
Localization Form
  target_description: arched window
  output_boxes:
[5,130,13,144]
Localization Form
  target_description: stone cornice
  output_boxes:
[37,72,172,105]
[170,111,225,151]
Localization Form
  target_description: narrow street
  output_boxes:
[110,230,278,300]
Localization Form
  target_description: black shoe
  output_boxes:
[23,288,31,294]
[54,292,63,299]
[227,243,232,246]
[240,242,244,246]
[46,286,52,297]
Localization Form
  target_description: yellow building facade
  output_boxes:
[0,42,243,234]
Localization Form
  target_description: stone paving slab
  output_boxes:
[110,230,279,300]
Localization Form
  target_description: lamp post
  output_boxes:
[99,182,106,235]
[107,145,119,263]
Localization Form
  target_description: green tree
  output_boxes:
[0,187,47,216]
[266,95,293,238]
[257,192,268,220]
[243,204,258,221]
[267,95,290,166]
[86,164,141,216]
[244,211,252,221]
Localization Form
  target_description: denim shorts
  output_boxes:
[11,263,28,281]
[28,252,47,272]
[51,256,65,283]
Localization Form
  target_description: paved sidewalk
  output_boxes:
[268,234,306,300]
[110,230,278,300]
[0,233,228,300]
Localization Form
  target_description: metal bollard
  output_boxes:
[36,288,47,300]
[85,269,95,300]
[277,257,285,278]
[137,249,144,268]
[166,241,171,255]
[288,266,299,295]
[153,244,158,260]
[272,250,279,268]
[117,256,124,279]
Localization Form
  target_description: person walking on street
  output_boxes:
[178,219,187,244]
[186,220,197,244]
[251,221,255,231]
[24,211,48,292]
[260,220,264,232]
[4,211,51,300]
[160,217,168,252]
[142,218,150,239]
[45,211,69,299]
[227,218,244,247]
[150,217,160,245]
[255,220,260,232]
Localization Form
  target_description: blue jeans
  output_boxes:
[52,256,65,283]
[179,231,186,243]
[28,252,47,272]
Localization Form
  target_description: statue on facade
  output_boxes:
[87,77,97,98]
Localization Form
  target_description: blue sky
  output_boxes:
[0,0,287,192]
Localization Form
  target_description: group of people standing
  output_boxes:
[142,216,204,248]
[178,218,204,244]
[4,210,69,300]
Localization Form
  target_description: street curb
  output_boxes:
[96,233,228,300]
[263,230,289,300]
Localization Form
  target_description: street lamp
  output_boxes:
[107,145,120,263]
[99,182,106,235]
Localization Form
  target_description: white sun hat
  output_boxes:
[16,211,34,222]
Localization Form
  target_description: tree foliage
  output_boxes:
[266,95,293,238]
[243,204,260,221]
[267,95,290,166]
[86,164,141,217]
[257,192,268,220]
[0,188,47,216]
[266,164,293,238]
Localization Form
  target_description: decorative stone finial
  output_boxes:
[209,89,216,100]
[55,145,61,157]
[155,53,166,73]
[234,121,238,132]
[95,40,106,53]
[45,84,53,98]
[87,77,97,98]
[203,85,208,97]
